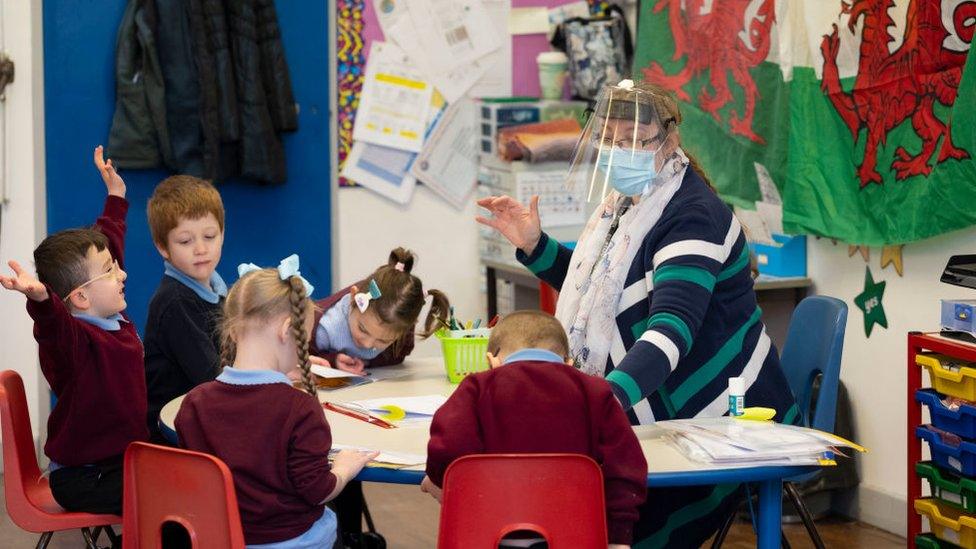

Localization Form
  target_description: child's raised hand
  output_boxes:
[94,145,126,198]
[0,260,49,302]
[334,353,366,375]
[420,475,443,503]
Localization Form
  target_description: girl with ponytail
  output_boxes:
[311,247,451,375]
[175,255,376,548]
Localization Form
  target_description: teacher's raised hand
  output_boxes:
[475,195,543,255]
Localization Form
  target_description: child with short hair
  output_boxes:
[422,310,648,548]
[143,175,227,442]
[311,247,450,374]
[0,147,148,515]
[175,257,376,548]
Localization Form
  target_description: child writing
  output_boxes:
[422,310,647,549]
[311,247,450,374]
[311,247,449,546]
[175,256,376,548]
[143,175,227,442]
[0,147,148,516]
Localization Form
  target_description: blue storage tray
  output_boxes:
[918,425,976,476]
[918,389,976,440]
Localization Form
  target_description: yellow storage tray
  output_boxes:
[919,354,976,401]
[916,497,976,548]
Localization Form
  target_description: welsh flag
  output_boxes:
[634,0,976,246]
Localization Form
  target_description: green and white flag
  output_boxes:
[635,0,976,245]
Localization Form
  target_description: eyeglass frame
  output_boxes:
[65,259,122,299]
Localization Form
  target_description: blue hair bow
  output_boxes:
[237,254,315,297]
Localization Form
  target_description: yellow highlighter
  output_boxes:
[734,407,777,421]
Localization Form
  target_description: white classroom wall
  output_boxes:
[0,0,48,458]
[333,186,485,358]
[807,229,976,536]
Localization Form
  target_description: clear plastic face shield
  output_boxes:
[566,80,680,202]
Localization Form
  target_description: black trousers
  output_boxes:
[49,456,124,516]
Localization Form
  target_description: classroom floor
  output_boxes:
[0,479,906,548]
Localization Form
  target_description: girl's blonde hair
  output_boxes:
[220,268,315,396]
[359,248,450,345]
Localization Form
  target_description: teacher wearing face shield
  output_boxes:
[477,80,799,547]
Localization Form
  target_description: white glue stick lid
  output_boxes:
[728,377,745,395]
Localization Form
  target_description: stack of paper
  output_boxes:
[658,418,865,467]
[309,364,373,391]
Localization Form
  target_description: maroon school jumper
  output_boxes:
[175,374,338,545]
[426,360,648,545]
[26,195,148,466]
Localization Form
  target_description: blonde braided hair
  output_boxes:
[287,276,315,396]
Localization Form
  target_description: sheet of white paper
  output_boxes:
[467,0,513,98]
[404,0,501,74]
[331,445,426,466]
[341,141,418,204]
[352,395,449,416]
[733,206,776,246]
[756,201,785,235]
[753,162,783,205]
[373,0,490,102]
[411,98,480,209]
[515,169,585,228]
[352,41,434,153]
[508,7,550,35]
[310,365,363,379]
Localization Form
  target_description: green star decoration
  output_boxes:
[854,266,887,337]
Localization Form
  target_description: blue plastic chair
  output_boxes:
[713,295,847,549]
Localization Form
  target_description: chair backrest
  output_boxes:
[438,454,607,548]
[123,442,245,549]
[0,370,45,527]
[780,296,848,432]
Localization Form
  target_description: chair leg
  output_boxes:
[784,481,826,549]
[781,530,792,549]
[35,532,53,549]
[711,510,736,548]
[103,526,120,546]
[81,527,99,549]
[362,498,377,533]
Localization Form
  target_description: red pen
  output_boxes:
[323,402,397,429]
[487,314,500,328]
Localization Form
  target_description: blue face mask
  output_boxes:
[596,146,660,196]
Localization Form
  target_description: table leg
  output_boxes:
[757,478,783,549]
[486,266,497,319]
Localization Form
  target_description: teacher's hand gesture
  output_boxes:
[476,195,542,255]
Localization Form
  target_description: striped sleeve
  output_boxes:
[607,206,739,409]
[515,232,573,292]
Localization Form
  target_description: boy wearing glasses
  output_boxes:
[0,146,147,516]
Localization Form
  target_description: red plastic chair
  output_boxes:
[0,370,121,548]
[122,442,245,549]
[539,282,559,315]
[438,454,607,548]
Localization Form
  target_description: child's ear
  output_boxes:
[277,316,292,343]
[154,242,170,261]
[67,291,90,312]
[486,352,502,369]
[349,284,359,296]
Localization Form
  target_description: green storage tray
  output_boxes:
[918,461,976,513]
[918,532,963,548]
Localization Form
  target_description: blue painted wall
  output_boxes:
[42,1,331,332]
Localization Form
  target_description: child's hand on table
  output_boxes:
[334,353,366,375]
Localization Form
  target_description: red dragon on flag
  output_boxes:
[820,0,975,187]
[642,0,775,144]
